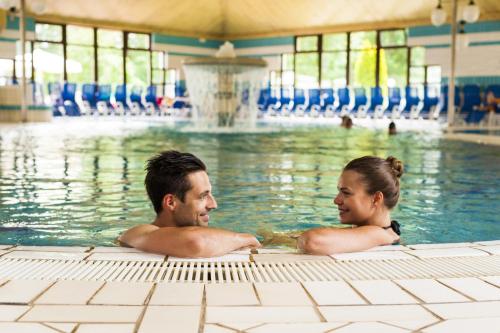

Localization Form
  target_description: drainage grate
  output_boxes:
[1,256,499,283]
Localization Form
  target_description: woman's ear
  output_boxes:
[162,194,176,212]
[373,191,384,208]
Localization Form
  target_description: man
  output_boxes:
[118,150,261,257]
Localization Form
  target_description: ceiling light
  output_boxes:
[462,0,480,23]
[431,1,447,27]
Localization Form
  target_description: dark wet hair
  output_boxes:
[145,150,206,214]
[389,122,396,130]
[344,156,404,209]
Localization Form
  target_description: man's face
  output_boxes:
[172,171,218,227]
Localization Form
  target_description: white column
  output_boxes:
[447,0,458,128]
[20,0,27,122]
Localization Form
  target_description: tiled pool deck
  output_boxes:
[1,241,500,333]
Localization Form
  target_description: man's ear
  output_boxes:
[373,191,384,208]
[162,194,177,212]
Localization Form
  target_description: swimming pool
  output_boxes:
[0,119,499,246]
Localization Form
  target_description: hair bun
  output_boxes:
[386,156,404,178]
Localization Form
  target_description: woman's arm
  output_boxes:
[297,226,398,255]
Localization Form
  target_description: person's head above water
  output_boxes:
[334,156,403,225]
[388,121,397,135]
[145,150,217,227]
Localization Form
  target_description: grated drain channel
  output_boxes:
[1,256,499,283]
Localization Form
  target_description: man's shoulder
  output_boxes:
[118,224,160,247]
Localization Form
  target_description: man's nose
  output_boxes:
[333,193,342,205]
[208,194,218,209]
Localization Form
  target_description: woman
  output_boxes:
[298,156,403,254]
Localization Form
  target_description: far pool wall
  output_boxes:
[408,20,500,88]
[152,34,294,92]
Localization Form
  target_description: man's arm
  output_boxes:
[118,225,261,258]
[297,226,398,255]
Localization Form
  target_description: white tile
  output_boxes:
[149,283,204,305]
[252,254,331,262]
[365,245,411,251]
[0,245,14,250]
[302,281,366,305]
[20,305,143,322]
[331,251,415,261]
[77,323,135,333]
[87,252,165,261]
[219,322,261,331]
[44,323,77,333]
[481,276,500,288]
[15,246,90,252]
[0,278,8,286]
[383,318,440,331]
[138,306,200,333]
[438,277,500,301]
[206,306,320,323]
[475,245,500,255]
[349,280,418,304]
[2,251,88,260]
[0,323,59,333]
[408,243,475,249]
[334,322,410,333]
[91,247,144,253]
[36,280,104,305]
[0,280,54,304]
[167,254,249,262]
[409,248,488,258]
[422,317,500,333]
[255,248,298,254]
[319,304,437,322]
[204,324,236,333]
[206,283,258,306]
[0,305,30,321]
[90,282,153,305]
[254,282,312,306]
[247,322,346,333]
[0,250,10,257]
[473,240,500,246]
[394,279,469,303]
[425,301,500,319]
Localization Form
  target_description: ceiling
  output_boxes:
[29,0,500,39]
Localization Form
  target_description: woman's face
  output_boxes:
[334,170,376,225]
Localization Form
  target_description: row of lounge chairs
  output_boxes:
[48,82,189,117]
[258,84,500,123]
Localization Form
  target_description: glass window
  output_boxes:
[126,50,150,86]
[282,53,294,71]
[427,66,441,84]
[128,33,149,49]
[270,70,282,87]
[411,47,425,66]
[321,51,347,88]
[380,30,406,47]
[98,48,123,85]
[350,49,376,88]
[350,31,376,49]
[97,29,123,48]
[166,69,176,98]
[409,67,425,84]
[323,33,347,51]
[381,48,407,88]
[67,25,93,45]
[35,24,62,42]
[152,51,165,69]
[295,53,319,88]
[33,42,64,84]
[296,36,318,52]
[0,59,13,85]
[152,70,164,84]
[67,45,94,83]
[15,41,32,80]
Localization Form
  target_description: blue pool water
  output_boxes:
[0,119,499,246]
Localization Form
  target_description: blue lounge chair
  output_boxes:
[387,87,403,119]
[97,84,112,115]
[370,87,385,119]
[292,88,307,116]
[129,86,143,115]
[278,88,293,116]
[353,87,369,118]
[62,82,80,116]
[48,82,64,116]
[337,87,351,117]
[81,83,97,115]
[462,84,485,124]
[257,88,271,112]
[307,89,322,117]
[145,85,159,115]
[421,85,440,119]
[322,88,337,117]
[114,84,128,115]
[437,85,460,120]
[403,86,422,119]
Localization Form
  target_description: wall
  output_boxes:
[0,13,36,59]
[408,20,500,87]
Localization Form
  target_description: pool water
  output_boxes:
[0,119,499,246]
